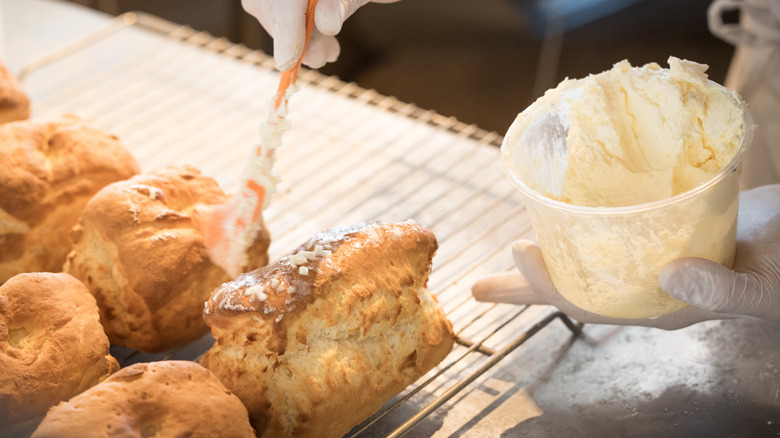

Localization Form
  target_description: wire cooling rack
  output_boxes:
[20,12,581,437]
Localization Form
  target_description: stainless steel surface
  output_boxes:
[6,1,780,436]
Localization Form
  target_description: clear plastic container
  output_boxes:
[501,106,754,319]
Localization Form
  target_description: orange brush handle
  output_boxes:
[274,0,320,110]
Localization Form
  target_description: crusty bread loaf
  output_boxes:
[31,361,256,438]
[0,272,119,428]
[200,220,454,438]
[0,62,30,124]
[64,165,271,353]
[0,115,140,284]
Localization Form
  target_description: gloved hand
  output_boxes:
[472,184,780,329]
[242,0,399,71]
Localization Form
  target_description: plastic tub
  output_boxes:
[501,104,754,319]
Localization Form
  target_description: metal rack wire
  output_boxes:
[20,12,582,437]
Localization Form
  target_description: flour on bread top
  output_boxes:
[204,219,429,318]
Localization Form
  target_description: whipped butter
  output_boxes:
[508,57,746,207]
[502,57,751,318]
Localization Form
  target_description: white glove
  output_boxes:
[242,0,398,71]
[472,184,780,329]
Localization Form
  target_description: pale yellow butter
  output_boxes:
[502,57,749,318]
[520,57,745,207]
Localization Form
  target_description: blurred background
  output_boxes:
[68,0,736,134]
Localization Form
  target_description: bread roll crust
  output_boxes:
[0,272,119,426]
[0,116,140,284]
[64,165,271,353]
[31,361,255,438]
[201,220,454,437]
[0,62,30,124]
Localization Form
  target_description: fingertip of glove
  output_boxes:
[659,257,687,282]
[511,240,541,270]
[659,258,699,295]
[273,36,302,71]
[301,35,340,69]
[658,257,732,308]
[471,272,547,305]
[315,0,344,35]
[511,240,538,255]
[659,257,716,283]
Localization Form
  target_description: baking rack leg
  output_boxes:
[556,312,584,336]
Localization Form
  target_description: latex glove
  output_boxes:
[242,0,398,71]
[472,184,780,329]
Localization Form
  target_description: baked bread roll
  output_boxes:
[31,361,255,438]
[0,272,119,428]
[0,61,30,124]
[0,115,140,284]
[64,165,271,353]
[200,220,454,438]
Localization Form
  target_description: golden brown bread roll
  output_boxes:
[0,115,140,284]
[0,62,30,124]
[31,361,256,438]
[0,272,119,428]
[200,220,454,438]
[64,165,271,353]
